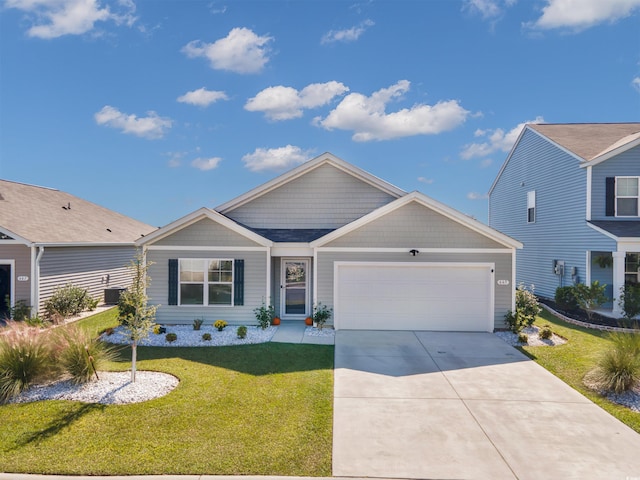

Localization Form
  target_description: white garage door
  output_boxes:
[334,262,494,332]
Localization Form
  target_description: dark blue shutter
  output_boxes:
[605,177,615,217]
[234,259,244,306]
[168,259,178,305]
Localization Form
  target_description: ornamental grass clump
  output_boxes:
[54,326,118,384]
[584,332,640,394]
[0,322,54,402]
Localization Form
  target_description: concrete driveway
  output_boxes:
[333,330,640,480]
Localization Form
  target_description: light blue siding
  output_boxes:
[489,128,615,300]
[591,144,640,220]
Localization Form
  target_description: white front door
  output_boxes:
[281,259,309,318]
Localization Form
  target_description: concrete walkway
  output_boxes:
[333,330,640,479]
[270,321,334,345]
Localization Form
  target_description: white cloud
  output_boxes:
[5,0,136,39]
[191,157,222,171]
[633,77,640,93]
[94,105,172,139]
[177,88,228,107]
[321,19,374,44]
[182,27,272,74]
[417,177,434,184]
[242,145,311,172]
[245,81,349,121]
[467,192,489,200]
[315,80,470,142]
[480,158,493,168]
[461,116,544,159]
[530,0,640,31]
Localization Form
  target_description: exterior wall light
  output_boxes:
[410,249,419,256]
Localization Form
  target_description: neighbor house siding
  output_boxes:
[591,145,640,220]
[325,202,505,249]
[153,218,262,247]
[146,248,268,325]
[316,251,513,329]
[224,164,397,229]
[489,128,614,300]
[38,245,137,311]
[0,243,32,306]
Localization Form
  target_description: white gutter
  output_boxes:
[31,246,44,316]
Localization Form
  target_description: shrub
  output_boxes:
[214,320,228,331]
[202,333,212,341]
[193,318,204,331]
[618,284,640,324]
[538,325,553,340]
[573,281,608,321]
[254,302,274,330]
[0,322,54,402]
[585,332,640,394]
[505,284,541,333]
[44,284,96,321]
[237,325,247,339]
[55,326,118,384]
[5,298,31,322]
[517,332,528,344]
[165,333,177,343]
[24,315,48,328]
[555,286,578,312]
[312,302,333,330]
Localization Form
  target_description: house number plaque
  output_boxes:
[17,276,29,281]
[497,280,509,286]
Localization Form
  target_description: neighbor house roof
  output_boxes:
[0,179,156,245]
[529,123,640,161]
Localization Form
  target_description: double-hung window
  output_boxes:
[527,190,536,223]
[616,177,640,217]
[179,259,233,305]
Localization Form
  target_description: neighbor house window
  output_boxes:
[527,190,536,223]
[616,177,640,217]
[179,259,233,305]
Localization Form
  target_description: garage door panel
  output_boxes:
[335,263,493,332]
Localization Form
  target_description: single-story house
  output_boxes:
[0,179,157,317]
[139,153,521,331]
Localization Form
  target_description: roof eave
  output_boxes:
[579,137,640,168]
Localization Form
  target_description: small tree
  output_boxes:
[118,250,158,382]
[573,280,608,322]
[618,284,640,324]
[505,284,541,333]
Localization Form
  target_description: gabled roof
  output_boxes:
[529,123,640,161]
[0,179,156,245]
[588,220,640,240]
[136,207,273,247]
[311,191,522,249]
[216,152,407,214]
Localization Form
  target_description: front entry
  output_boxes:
[0,264,11,318]
[281,259,310,319]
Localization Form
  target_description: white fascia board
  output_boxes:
[318,247,515,254]
[146,245,268,252]
[34,242,137,247]
[216,152,406,214]
[136,207,272,247]
[271,244,314,257]
[311,191,522,249]
[579,136,640,168]
[0,226,31,246]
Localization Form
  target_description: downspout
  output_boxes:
[31,246,44,316]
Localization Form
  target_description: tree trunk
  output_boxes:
[131,341,137,383]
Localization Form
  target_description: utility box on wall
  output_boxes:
[104,287,126,305]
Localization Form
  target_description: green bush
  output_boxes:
[618,284,640,324]
[237,325,247,339]
[193,318,204,331]
[538,325,553,340]
[165,332,177,343]
[585,332,640,394]
[0,322,54,402]
[202,333,212,341]
[555,286,578,312]
[505,284,541,333]
[44,284,97,321]
[312,302,333,330]
[517,332,528,344]
[5,298,31,322]
[573,281,608,321]
[55,326,118,384]
[253,302,274,330]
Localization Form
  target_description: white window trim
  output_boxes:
[527,190,536,224]
[178,258,234,307]
[615,176,640,218]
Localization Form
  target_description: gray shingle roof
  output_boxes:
[0,179,156,244]
[248,228,335,242]
[589,220,640,238]
[530,123,640,161]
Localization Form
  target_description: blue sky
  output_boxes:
[1,0,639,228]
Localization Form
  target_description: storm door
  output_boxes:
[281,259,309,318]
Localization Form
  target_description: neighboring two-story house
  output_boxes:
[489,123,640,315]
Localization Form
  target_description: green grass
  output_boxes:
[0,309,334,476]
[522,309,640,433]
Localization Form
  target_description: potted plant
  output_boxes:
[312,302,332,330]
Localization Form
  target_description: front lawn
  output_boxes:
[522,309,640,433]
[0,309,334,476]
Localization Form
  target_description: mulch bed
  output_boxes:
[538,297,638,329]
